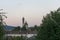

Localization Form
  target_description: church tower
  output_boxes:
[22,17,25,26]
[22,17,28,29]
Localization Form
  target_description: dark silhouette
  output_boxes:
[0,9,7,40]
[36,8,60,40]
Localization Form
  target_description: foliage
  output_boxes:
[13,26,21,31]
[0,12,6,40]
[34,25,39,31]
[14,36,24,40]
[22,24,27,31]
[0,25,4,40]
[36,8,60,40]
[5,36,26,40]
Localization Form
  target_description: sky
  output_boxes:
[0,0,60,27]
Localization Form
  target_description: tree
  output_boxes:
[13,26,21,31]
[13,36,26,40]
[0,10,7,40]
[34,25,39,31]
[5,36,26,40]
[22,22,28,31]
[34,25,37,29]
[36,8,60,40]
[22,24,27,31]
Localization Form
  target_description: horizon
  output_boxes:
[0,0,60,27]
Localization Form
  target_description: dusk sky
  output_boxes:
[0,0,60,27]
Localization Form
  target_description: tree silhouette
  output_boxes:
[34,25,38,31]
[0,9,7,40]
[13,26,21,31]
[36,8,60,40]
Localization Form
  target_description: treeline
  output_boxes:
[36,8,60,40]
[0,8,60,40]
[12,25,39,31]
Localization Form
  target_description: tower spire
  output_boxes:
[22,17,25,27]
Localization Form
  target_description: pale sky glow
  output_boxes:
[0,0,60,27]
